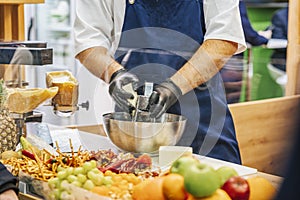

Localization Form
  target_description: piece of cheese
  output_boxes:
[7,87,58,113]
[159,146,193,167]
[46,71,78,106]
[123,83,138,107]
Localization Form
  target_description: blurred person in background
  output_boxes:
[265,6,288,94]
[269,7,288,73]
[74,0,247,164]
[220,0,272,103]
[0,162,19,200]
[239,0,271,47]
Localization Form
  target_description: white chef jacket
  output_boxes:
[74,0,246,57]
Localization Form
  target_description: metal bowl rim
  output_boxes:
[102,112,187,124]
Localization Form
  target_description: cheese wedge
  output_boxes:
[122,83,138,107]
[159,146,193,167]
[7,87,58,113]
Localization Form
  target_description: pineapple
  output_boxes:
[0,79,18,153]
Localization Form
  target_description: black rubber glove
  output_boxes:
[109,69,139,113]
[148,79,182,118]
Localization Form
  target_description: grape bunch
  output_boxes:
[47,160,141,200]
[48,160,110,199]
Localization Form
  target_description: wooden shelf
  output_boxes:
[0,0,44,41]
[0,0,46,81]
[0,0,44,4]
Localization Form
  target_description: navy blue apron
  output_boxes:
[115,0,241,164]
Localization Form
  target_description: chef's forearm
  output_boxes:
[75,47,123,83]
[170,39,238,95]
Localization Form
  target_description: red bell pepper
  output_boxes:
[22,149,36,160]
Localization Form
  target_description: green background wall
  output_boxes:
[240,3,287,102]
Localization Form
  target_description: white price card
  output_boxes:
[50,128,85,152]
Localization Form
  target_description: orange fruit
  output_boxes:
[247,176,277,200]
[187,189,231,200]
[162,173,188,200]
[90,186,110,197]
[132,177,166,200]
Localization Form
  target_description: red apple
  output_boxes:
[221,176,250,200]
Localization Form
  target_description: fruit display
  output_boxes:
[0,136,155,199]
[0,137,278,200]
[131,155,278,200]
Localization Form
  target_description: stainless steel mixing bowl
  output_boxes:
[102,112,187,153]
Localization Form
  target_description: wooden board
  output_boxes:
[229,95,300,176]
[286,0,300,95]
[0,1,46,83]
[0,4,25,41]
[0,1,44,41]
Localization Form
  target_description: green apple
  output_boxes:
[183,163,221,198]
[216,166,238,186]
[170,156,199,176]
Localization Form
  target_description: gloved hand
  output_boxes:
[148,79,182,118]
[109,69,139,113]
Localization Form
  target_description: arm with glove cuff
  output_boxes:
[76,46,139,113]
[149,39,238,118]
[0,163,19,200]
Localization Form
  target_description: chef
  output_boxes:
[74,0,246,164]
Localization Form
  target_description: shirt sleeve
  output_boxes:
[203,0,247,54]
[271,8,288,40]
[239,1,268,46]
[74,0,114,56]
